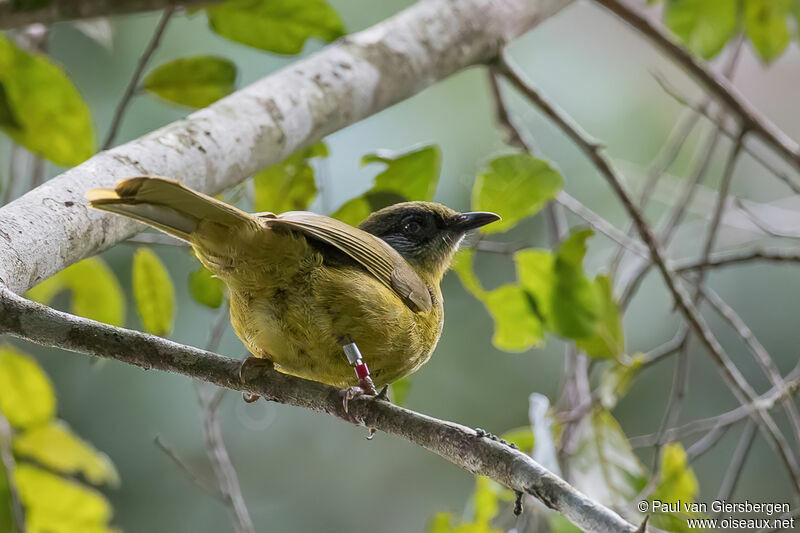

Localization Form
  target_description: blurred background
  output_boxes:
[4,0,800,530]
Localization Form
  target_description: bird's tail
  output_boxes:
[86,176,261,254]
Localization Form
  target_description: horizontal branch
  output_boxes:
[591,0,800,172]
[0,0,572,295]
[0,0,221,29]
[0,287,637,533]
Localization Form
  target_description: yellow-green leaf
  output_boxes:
[391,376,411,406]
[188,266,225,309]
[484,285,543,352]
[27,257,125,327]
[0,345,56,429]
[0,460,14,533]
[500,426,535,454]
[576,275,624,359]
[14,421,119,487]
[745,0,791,63]
[597,353,645,409]
[665,0,739,59]
[514,248,554,322]
[550,229,600,340]
[253,141,327,213]
[132,249,175,336]
[207,0,346,55]
[473,476,499,525]
[653,443,699,504]
[472,154,562,234]
[14,464,118,533]
[451,249,485,298]
[0,35,94,166]
[143,55,236,108]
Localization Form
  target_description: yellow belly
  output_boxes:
[208,232,443,388]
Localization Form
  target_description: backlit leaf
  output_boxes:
[0,460,14,533]
[14,421,119,487]
[0,345,55,429]
[254,142,327,213]
[597,354,645,409]
[653,443,699,504]
[132,249,175,336]
[451,249,485,298]
[143,55,236,108]
[14,464,118,533]
[500,426,534,454]
[473,476,499,525]
[207,0,345,55]
[514,248,554,322]
[550,229,600,340]
[188,266,225,309]
[665,0,739,59]
[0,35,94,166]
[576,275,624,359]
[483,284,543,352]
[745,0,791,63]
[27,257,125,327]
[472,154,562,234]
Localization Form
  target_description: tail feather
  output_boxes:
[87,176,259,243]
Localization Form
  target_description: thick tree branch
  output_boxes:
[0,0,219,29]
[590,0,800,171]
[0,0,572,295]
[0,287,637,533]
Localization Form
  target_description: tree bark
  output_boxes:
[0,0,222,29]
[0,0,573,294]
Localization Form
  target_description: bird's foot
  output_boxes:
[339,376,378,414]
[238,355,274,403]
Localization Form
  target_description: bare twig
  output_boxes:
[0,287,638,533]
[0,411,25,532]
[674,248,800,273]
[102,7,174,150]
[153,435,222,498]
[590,0,800,171]
[497,56,800,492]
[714,420,757,509]
[686,423,732,463]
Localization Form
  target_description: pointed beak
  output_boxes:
[452,211,501,232]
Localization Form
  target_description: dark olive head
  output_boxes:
[359,201,500,279]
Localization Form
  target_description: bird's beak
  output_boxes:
[452,211,501,231]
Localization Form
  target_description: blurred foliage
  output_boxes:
[206,0,346,54]
[143,55,237,108]
[254,141,327,213]
[0,345,119,533]
[132,248,176,336]
[188,266,225,309]
[0,34,94,166]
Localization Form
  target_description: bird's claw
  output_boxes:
[238,355,274,404]
[340,386,366,414]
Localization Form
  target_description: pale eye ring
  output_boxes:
[403,220,422,235]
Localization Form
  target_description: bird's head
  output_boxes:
[359,201,500,282]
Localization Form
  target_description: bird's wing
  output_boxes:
[259,211,432,313]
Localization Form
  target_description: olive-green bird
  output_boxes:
[86,176,499,402]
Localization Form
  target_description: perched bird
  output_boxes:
[86,176,499,404]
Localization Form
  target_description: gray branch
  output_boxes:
[0,0,220,29]
[0,288,637,533]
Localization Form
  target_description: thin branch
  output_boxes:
[591,0,800,171]
[153,435,222,498]
[102,7,174,150]
[0,0,220,29]
[675,248,800,273]
[642,324,688,367]
[714,420,757,509]
[733,198,800,239]
[686,423,732,463]
[0,287,637,533]
[0,411,25,532]
[497,55,800,492]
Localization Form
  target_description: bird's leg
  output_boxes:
[238,352,274,403]
[339,337,378,414]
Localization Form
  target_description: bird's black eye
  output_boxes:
[403,218,423,236]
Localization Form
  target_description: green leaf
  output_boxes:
[665,0,739,59]
[207,0,345,54]
[549,515,584,533]
[483,284,543,352]
[550,229,600,340]
[745,0,791,63]
[653,443,699,504]
[471,154,563,234]
[14,463,118,533]
[0,344,56,429]
[13,421,119,487]
[26,257,125,327]
[0,35,94,166]
[0,448,16,533]
[332,145,441,226]
[253,141,327,213]
[472,476,499,525]
[500,426,534,454]
[451,249,485,298]
[568,408,647,509]
[576,275,624,359]
[188,266,225,309]
[391,376,411,406]
[132,249,175,336]
[514,248,554,322]
[597,353,645,409]
[143,55,236,108]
